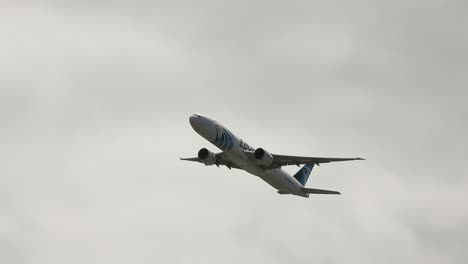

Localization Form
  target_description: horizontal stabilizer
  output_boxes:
[301,188,341,195]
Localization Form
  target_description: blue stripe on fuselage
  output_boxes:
[212,126,234,151]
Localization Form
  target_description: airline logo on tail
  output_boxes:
[294,163,315,186]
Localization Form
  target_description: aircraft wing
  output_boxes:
[180,152,241,169]
[267,154,364,169]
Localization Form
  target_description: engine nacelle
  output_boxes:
[198,148,216,166]
[254,148,274,166]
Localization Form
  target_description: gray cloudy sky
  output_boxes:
[1,0,467,263]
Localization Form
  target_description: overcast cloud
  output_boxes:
[1,1,467,263]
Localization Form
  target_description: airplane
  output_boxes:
[180,114,364,198]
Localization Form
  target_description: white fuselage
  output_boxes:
[189,114,308,197]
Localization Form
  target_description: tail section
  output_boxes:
[293,163,315,186]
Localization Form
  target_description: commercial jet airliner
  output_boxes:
[181,114,364,198]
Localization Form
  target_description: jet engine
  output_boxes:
[254,148,274,166]
[198,148,216,166]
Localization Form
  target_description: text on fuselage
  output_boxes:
[239,140,255,151]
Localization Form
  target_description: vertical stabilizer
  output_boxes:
[293,163,315,186]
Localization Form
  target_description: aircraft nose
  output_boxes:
[189,114,202,130]
[188,114,217,141]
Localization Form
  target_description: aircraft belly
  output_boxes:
[224,149,300,193]
[259,170,297,192]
